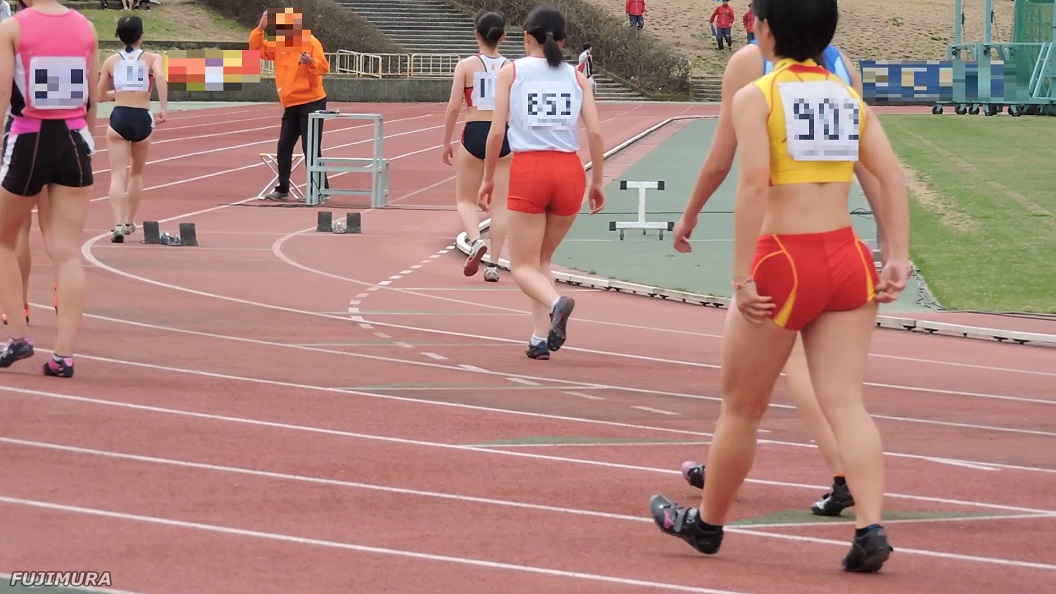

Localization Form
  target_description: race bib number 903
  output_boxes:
[777,80,860,161]
[522,81,575,129]
[29,56,89,110]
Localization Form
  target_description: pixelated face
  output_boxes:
[274,8,305,46]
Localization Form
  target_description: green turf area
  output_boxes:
[552,117,932,314]
[80,5,248,44]
[880,115,1056,313]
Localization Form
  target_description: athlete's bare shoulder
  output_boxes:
[724,44,765,84]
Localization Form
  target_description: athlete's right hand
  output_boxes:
[442,144,454,166]
[478,179,494,213]
[734,281,775,324]
[588,183,605,214]
[874,257,912,303]
[672,215,696,253]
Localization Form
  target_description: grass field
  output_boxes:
[81,3,248,44]
[881,114,1056,313]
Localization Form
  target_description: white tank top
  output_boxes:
[507,57,583,154]
[113,48,150,93]
[469,53,506,111]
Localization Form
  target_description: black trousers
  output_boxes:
[275,97,330,194]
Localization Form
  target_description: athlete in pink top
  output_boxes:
[0,0,99,379]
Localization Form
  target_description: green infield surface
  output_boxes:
[880,115,1056,314]
[551,117,934,315]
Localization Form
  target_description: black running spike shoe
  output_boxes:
[843,524,893,573]
[526,341,550,360]
[811,481,855,516]
[648,494,724,555]
[547,296,575,351]
[681,461,706,489]
[42,356,74,378]
[0,338,34,368]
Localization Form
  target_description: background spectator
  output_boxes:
[626,0,645,30]
[709,0,735,51]
[744,2,755,42]
[577,43,596,94]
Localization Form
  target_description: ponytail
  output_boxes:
[542,31,563,68]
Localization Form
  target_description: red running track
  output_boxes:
[0,102,1054,594]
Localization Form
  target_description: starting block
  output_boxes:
[141,221,198,246]
[608,180,674,240]
[316,210,361,234]
[258,153,305,201]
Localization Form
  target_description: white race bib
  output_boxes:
[471,70,498,111]
[521,81,575,130]
[29,56,89,110]
[777,80,860,161]
[114,60,150,93]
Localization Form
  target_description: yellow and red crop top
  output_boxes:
[752,58,868,186]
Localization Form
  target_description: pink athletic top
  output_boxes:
[10,7,94,135]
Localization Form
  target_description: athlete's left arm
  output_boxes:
[304,36,329,76]
[85,21,100,133]
[97,55,116,104]
[482,63,513,186]
[857,107,909,263]
[150,52,168,122]
[729,84,771,286]
[840,49,887,248]
[0,17,17,123]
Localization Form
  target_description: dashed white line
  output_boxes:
[421,352,447,360]
[459,364,489,372]
[395,342,415,349]
[374,332,391,339]
[631,406,680,417]
[349,300,362,306]
[378,280,392,286]
[410,264,423,270]
[355,292,370,299]
[506,378,541,386]
[400,270,414,275]
[388,275,402,281]
[564,391,605,401]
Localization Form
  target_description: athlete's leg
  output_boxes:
[126,136,152,228]
[800,303,884,528]
[785,334,842,474]
[0,191,36,341]
[527,210,576,339]
[700,309,797,524]
[38,184,90,359]
[485,154,512,267]
[15,216,30,307]
[455,145,484,244]
[105,127,131,238]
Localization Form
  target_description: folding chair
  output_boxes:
[258,153,305,200]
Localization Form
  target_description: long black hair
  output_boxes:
[523,5,566,68]
[474,11,505,49]
[752,0,838,62]
[116,15,144,53]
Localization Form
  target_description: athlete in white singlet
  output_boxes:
[442,11,511,280]
[97,15,167,244]
[477,5,605,360]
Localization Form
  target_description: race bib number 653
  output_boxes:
[777,80,860,161]
[29,56,89,110]
[522,81,575,129]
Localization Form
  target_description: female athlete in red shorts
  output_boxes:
[477,4,605,359]
[675,41,886,518]
[649,0,910,572]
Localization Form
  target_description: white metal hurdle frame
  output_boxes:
[608,180,674,240]
[305,111,391,208]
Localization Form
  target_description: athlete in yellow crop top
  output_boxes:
[648,0,911,575]
[754,57,865,186]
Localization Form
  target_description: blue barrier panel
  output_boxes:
[859,60,1026,103]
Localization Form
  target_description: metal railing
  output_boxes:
[260,50,460,78]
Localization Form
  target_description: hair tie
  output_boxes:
[545,31,554,38]
[125,45,134,52]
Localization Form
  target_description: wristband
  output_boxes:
[732,276,753,290]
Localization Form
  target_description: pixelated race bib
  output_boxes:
[29,56,88,110]
[777,80,860,161]
[521,80,576,130]
[471,70,498,111]
[114,59,150,93]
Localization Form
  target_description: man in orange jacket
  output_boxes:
[250,9,331,200]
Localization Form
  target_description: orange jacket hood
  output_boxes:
[250,28,329,108]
